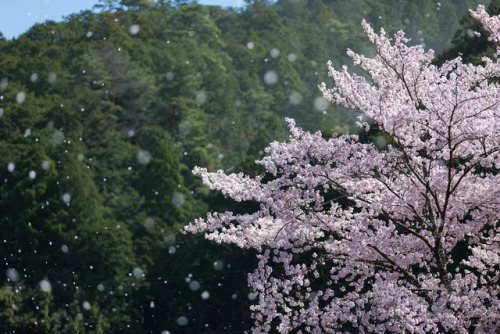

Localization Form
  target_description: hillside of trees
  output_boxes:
[0,0,493,332]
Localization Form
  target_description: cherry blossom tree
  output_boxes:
[184,5,500,333]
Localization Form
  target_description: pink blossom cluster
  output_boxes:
[470,5,500,43]
[184,5,500,333]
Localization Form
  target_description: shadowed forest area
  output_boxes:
[0,0,497,332]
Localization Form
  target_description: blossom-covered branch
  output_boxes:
[184,5,500,333]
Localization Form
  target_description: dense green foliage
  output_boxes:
[0,0,489,332]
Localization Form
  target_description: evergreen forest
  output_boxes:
[0,0,496,332]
